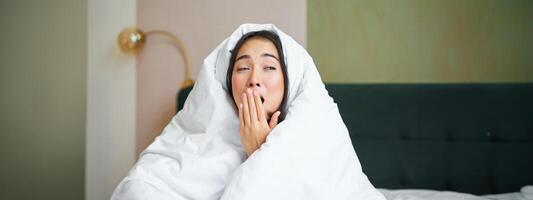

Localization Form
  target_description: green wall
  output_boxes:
[308,0,533,83]
[0,0,86,199]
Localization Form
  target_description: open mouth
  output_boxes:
[260,96,265,103]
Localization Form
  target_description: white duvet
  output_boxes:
[111,23,385,200]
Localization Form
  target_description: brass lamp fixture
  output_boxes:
[118,27,194,89]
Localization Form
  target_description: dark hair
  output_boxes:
[226,30,289,121]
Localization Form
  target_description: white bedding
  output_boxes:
[379,189,486,200]
[379,186,533,200]
[484,193,526,200]
[483,186,533,200]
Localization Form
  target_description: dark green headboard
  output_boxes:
[176,86,193,112]
[177,83,533,195]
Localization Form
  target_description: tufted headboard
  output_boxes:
[177,83,533,195]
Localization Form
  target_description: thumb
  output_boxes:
[269,111,281,129]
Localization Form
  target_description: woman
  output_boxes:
[112,24,385,200]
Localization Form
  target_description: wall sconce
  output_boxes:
[117,27,195,89]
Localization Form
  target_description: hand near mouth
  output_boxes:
[238,90,281,157]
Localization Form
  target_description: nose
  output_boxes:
[247,71,261,88]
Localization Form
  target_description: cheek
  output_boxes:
[231,75,246,104]
[264,74,285,101]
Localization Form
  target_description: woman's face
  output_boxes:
[231,37,285,120]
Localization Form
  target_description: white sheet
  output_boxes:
[379,186,533,200]
[379,189,487,200]
[484,193,525,200]
[111,23,385,200]
[483,186,533,200]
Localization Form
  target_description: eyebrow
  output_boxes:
[236,55,250,61]
[262,53,280,61]
[236,53,280,62]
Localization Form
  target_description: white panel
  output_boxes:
[86,0,136,199]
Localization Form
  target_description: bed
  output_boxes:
[177,83,533,199]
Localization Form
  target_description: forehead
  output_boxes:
[236,37,279,57]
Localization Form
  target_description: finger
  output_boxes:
[238,103,244,129]
[247,90,258,122]
[242,93,251,125]
[269,111,281,129]
[253,91,266,122]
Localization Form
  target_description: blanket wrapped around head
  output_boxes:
[111,23,385,200]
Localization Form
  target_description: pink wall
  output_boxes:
[136,0,307,156]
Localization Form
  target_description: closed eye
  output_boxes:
[236,67,250,72]
[264,66,276,70]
